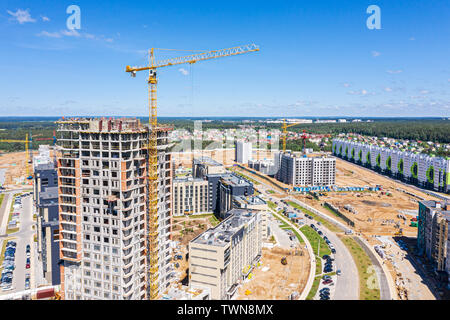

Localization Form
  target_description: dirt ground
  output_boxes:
[365,235,436,300]
[293,158,442,237]
[236,246,310,300]
[0,151,36,187]
[171,214,219,284]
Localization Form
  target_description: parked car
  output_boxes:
[322,275,331,280]
[26,245,31,258]
[336,269,342,276]
[331,249,336,254]
[322,279,333,285]
[25,278,30,290]
[318,231,323,236]
[322,254,330,260]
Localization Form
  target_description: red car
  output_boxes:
[322,279,333,285]
[26,263,30,269]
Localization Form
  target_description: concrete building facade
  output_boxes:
[275,152,336,186]
[33,145,60,285]
[173,177,210,216]
[333,139,450,193]
[189,209,262,300]
[234,141,252,164]
[417,200,450,286]
[55,117,172,300]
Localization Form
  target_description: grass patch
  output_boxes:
[339,235,380,300]
[209,215,220,227]
[227,168,260,185]
[287,201,342,233]
[306,276,322,300]
[299,225,331,257]
[266,190,275,194]
[315,256,322,274]
[188,213,214,219]
[0,194,4,208]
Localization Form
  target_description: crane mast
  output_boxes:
[126,44,259,300]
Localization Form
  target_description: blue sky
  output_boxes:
[0,0,449,117]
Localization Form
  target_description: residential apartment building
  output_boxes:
[173,177,210,216]
[189,209,262,300]
[417,200,450,285]
[235,140,252,164]
[192,156,226,179]
[275,152,336,186]
[33,145,60,285]
[56,117,172,300]
[333,139,450,193]
[218,174,254,217]
[232,195,271,240]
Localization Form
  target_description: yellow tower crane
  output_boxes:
[0,134,33,179]
[281,119,303,153]
[126,44,260,300]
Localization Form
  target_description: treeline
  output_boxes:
[0,121,55,153]
[276,120,450,144]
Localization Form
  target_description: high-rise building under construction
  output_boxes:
[56,117,172,300]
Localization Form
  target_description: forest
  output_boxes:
[0,118,448,153]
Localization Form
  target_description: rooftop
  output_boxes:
[193,156,222,167]
[421,200,450,214]
[233,195,266,206]
[220,173,252,187]
[192,209,258,247]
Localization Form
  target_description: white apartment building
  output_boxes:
[333,138,450,192]
[275,152,336,186]
[173,177,210,216]
[56,117,172,300]
[189,209,262,300]
[235,140,252,164]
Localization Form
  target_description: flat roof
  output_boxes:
[192,209,257,247]
[193,156,222,167]
[220,173,252,187]
[233,195,266,206]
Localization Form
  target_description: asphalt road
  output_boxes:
[0,193,35,295]
[266,193,359,300]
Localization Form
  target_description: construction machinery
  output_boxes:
[281,256,288,265]
[126,44,259,300]
[394,228,403,236]
[0,134,33,179]
[281,119,309,153]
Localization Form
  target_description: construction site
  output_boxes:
[235,246,309,300]
[0,151,35,188]
[292,158,442,237]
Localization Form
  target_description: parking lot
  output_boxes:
[0,193,35,294]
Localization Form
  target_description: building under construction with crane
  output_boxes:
[55,117,173,300]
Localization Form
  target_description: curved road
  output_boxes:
[246,171,360,300]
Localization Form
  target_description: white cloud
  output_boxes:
[7,9,36,24]
[387,70,403,74]
[419,90,430,94]
[60,29,81,37]
[343,83,350,87]
[371,51,381,57]
[37,29,114,43]
[37,31,62,38]
[384,87,392,92]
[41,16,50,22]
[347,89,374,96]
[409,37,415,41]
[178,68,189,76]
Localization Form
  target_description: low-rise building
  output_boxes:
[173,177,210,216]
[189,209,262,300]
[218,174,254,217]
[232,195,271,240]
